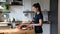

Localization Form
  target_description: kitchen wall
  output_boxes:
[9,0,32,21]
[9,2,48,21]
[42,11,48,21]
[9,6,48,21]
[9,6,25,21]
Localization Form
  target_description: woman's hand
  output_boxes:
[27,24,33,28]
[29,24,33,26]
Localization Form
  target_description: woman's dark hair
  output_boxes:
[32,3,42,13]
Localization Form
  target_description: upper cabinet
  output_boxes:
[23,0,50,11]
[0,0,6,2]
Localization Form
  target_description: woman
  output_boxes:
[29,3,43,34]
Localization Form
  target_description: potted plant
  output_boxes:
[2,3,9,10]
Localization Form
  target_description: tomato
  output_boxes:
[18,26,22,29]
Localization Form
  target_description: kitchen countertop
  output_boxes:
[0,21,51,24]
[0,21,51,34]
[0,28,19,33]
[0,28,35,34]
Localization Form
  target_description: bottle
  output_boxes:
[10,17,16,29]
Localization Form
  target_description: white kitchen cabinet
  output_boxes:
[42,24,50,34]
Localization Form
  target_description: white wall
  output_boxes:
[8,0,32,21]
[9,6,48,21]
[23,0,32,11]
[9,6,30,21]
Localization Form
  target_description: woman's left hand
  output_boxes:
[29,24,32,26]
[27,24,33,27]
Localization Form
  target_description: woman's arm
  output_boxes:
[30,19,43,26]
